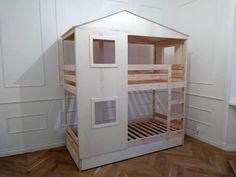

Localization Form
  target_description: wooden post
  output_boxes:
[152,90,156,119]
[167,65,172,137]
[64,91,68,127]
[174,45,183,64]
[181,40,187,144]
[152,44,159,119]
[155,46,163,64]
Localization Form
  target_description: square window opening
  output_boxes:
[92,97,118,128]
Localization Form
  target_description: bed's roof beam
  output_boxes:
[62,28,75,41]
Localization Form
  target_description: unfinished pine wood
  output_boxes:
[64,74,76,83]
[128,64,169,71]
[171,114,183,121]
[128,35,167,44]
[128,64,185,92]
[66,128,79,145]
[128,82,185,92]
[172,64,184,70]
[156,39,185,47]
[62,28,75,40]
[128,119,181,147]
[60,11,188,170]
[64,65,76,72]
[66,132,80,168]
[128,73,167,81]
[181,41,187,144]
[167,65,172,135]
[64,83,76,95]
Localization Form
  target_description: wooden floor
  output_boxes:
[0,136,236,177]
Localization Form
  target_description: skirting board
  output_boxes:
[186,130,236,152]
[81,136,182,170]
[0,140,65,157]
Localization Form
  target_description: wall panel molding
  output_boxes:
[0,97,63,105]
[0,140,65,158]
[178,0,218,85]
[186,105,212,126]
[187,92,224,101]
[187,81,214,85]
[0,0,46,88]
[7,113,48,134]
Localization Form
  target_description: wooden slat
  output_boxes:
[171,114,183,120]
[172,70,184,74]
[172,73,184,78]
[168,130,184,138]
[154,117,167,125]
[128,35,166,44]
[128,125,148,137]
[128,82,185,92]
[128,73,167,81]
[64,65,76,71]
[132,123,155,136]
[65,132,79,154]
[156,39,185,47]
[66,133,79,168]
[128,132,138,140]
[128,133,165,147]
[128,126,145,138]
[64,74,76,82]
[149,120,167,132]
[128,82,168,92]
[140,122,163,134]
[66,128,78,145]
[155,112,167,119]
[64,83,76,95]
[144,120,166,133]
[128,65,169,71]
[172,64,184,70]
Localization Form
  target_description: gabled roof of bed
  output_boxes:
[62,10,188,39]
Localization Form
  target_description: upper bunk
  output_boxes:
[61,10,188,95]
[128,64,185,92]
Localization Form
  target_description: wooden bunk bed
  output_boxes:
[61,10,188,171]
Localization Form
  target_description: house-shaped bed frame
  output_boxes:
[61,10,188,171]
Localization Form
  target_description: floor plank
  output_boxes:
[0,136,236,177]
[229,160,236,176]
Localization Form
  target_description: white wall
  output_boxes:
[0,0,166,156]
[0,0,235,156]
[226,2,236,151]
[162,0,236,150]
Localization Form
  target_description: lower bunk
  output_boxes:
[80,133,183,170]
[65,116,184,171]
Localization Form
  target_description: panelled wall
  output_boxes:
[0,0,235,156]
[162,0,236,150]
[0,0,166,157]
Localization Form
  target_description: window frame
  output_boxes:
[91,96,118,129]
[89,35,117,67]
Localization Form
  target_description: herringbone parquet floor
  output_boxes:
[0,136,236,177]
